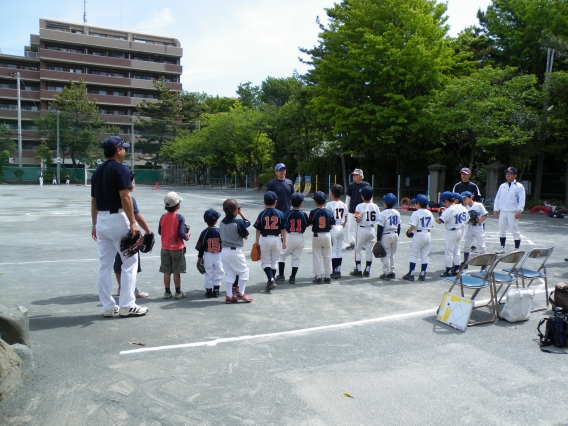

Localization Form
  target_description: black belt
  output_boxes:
[450,228,457,230]
[360,225,371,228]
[109,209,119,214]
[383,232,393,234]
[416,230,430,233]
[230,247,237,250]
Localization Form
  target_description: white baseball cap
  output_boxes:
[164,192,183,207]
[351,168,364,178]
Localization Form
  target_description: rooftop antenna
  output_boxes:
[83,0,87,24]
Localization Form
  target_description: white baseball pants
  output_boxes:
[347,213,357,245]
[409,230,431,264]
[312,233,332,277]
[444,229,462,268]
[259,235,281,270]
[463,225,486,254]
[203,252,224,289]
[498,211,521,240]
[221,248,249,295]
[380,232,398,274]
[355,226,375,262]
[96,211,137,312]
[330,225,344,259]
[278,233,304,267]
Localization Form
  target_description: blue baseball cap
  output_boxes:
[440,191,455,202]
[264,191,278,204]
[360,186,374,198]
[453,193,463,203]
[291,192,304,204]
[203,208,220,223]
[101,136,129,150]
[412,194,428,205]
[275,163,286,171]
[383,193,397,206]
[461,191,473,198]
[313,191,326,204]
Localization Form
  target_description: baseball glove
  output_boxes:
[467,210,480,224]
[120,231,143,258]
[139,232,155,254]
[438,207,446,217]
[184,224,190,234]
[372,241,387,258]
[251,243,261,262]
[406,230,414,239]
[196,257,206,274]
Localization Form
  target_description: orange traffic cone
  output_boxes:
[155,182,159,190]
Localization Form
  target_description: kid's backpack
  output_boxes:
[538,307,568,347]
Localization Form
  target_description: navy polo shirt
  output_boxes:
[266,178,295,213]
[346,180,370,213]
[91,160,131,212]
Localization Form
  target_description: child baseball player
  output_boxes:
[461,191,488,268]
[402,194,434,281]
[195,208,224,298]
[254,191,287,291]
[376,193,401,281]
[114,171,149,298]
[309,191,336,283]
[349,186,380,278]
[493,166,526,253]
[220,198,253,303]
[326,184,348,279]
[158,192,190,299]
[435,191,467,277]
[276,192,309,284]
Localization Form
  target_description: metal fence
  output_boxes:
[1,167,163,184]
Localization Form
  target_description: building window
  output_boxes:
[20,65,38,71]
[132,74,154,81]
[113,36,127,40]
[108,52,126,59]
[91,33,107,38]
[91,51,108,57]
[22,105,39,111]
[101,109,127,115]
[47,65,84,73]
[0,83,17,90]
[90,70,126,78]
[0,104,18,110]
[47,85,64,92]
[133,93,155,99]
[45,45,83,54]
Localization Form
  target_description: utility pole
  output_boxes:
[131,117,135,169]
[9,72,23,167]
[84,0,87,24]
[57,110,60,183]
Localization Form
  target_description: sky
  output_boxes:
[0,0,492,97]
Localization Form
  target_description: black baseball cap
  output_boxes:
[102,136,130,150]
[505,166,517,174]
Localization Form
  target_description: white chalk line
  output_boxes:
[120,308,436,355]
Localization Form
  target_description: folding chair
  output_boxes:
[503,247,554,312]
[473,251,526,319]
[440,253,498,326]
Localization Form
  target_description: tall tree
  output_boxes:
[236,82,261,109]
[301,0,455,180]
[180,91,211,130]
[135,78,182,166]
[35,79,105,171]
[0,124,16,180]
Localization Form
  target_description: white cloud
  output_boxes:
[136,7,175,34]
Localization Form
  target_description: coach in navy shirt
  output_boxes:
[91,136,147,318]
[265,163,295,213]
[345,168,370,249]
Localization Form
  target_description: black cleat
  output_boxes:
[402,273,414,281]
[379,273,390,281]
[288,276,296,284]
[349,269,362,277]
[312,277,322,284]
[275,275,286,283]
[418,273,426,281]
[266,279,276,291]
[324,277,331,284]
[388,273,396,279]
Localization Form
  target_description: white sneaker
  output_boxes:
[495,247,506,254]
[103,306,119,317]
[513,248,520,252]
[135,288,149,298]
[119,305,148,317]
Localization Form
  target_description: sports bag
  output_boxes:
[549,282,568,312]
[537,308,568,347]
[500,288,534,322]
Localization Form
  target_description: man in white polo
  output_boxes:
[345,169,370,250]
[493,166,525,254]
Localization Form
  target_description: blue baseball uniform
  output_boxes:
[254,208,286,271]
[195,227,224,291]
[279,209,309,268]
[308,208,336,279]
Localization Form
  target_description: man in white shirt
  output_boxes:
[493,166,526,254]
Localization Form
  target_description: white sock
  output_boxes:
[225,281,233,297]
[239,280,247,294]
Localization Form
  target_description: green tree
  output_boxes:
[426,66,542,176]
[135,78,182,166]
[180,91,211,130]
[34,141,53,169]
[301,0,455,180]
[204,96,238,113]
[236,82,261,109]
[34,79,105,172]
[260,76,303,108]
[546,71,568,204]
[0,124,16,180]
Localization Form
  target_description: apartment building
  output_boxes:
[0,18,183,165]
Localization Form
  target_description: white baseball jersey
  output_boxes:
[377,208,401,233]
[326,200,348,226]
[409,209,435,231]
[355,202,381,226]
[465,202,487,225]
[377,208,400,274]
[439,204,467,231]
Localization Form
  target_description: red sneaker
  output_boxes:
[225,296,238,304]
[237,292,253,302]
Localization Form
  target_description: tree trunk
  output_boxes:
[341,145,348,191]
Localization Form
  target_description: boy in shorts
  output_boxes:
[158,192,190,299]
[195,208,224,298]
